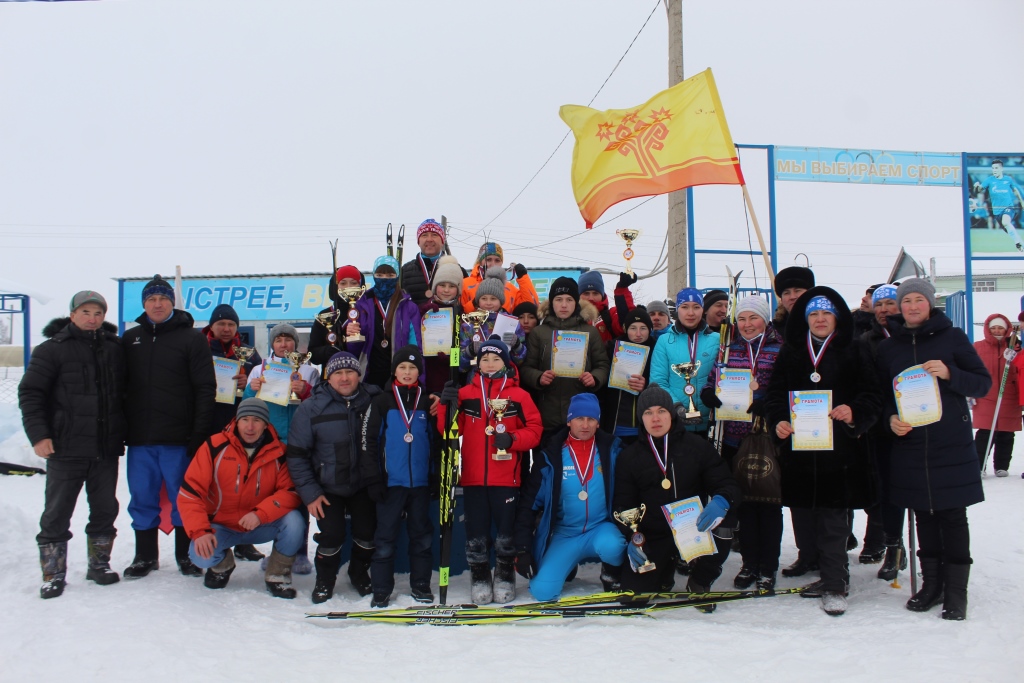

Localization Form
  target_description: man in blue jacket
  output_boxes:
[513,394,626,601]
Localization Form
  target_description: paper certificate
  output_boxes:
[551,331,588,378]
[662,496,718,563]
[714,368,753,422]
[790,390,833,451]
[257,361,293,407]
[894,365,942,427]
[213,358,241,405]
[490,312,520,341]
[609,341,650,394]
[421,309,454,356]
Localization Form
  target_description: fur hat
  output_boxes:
[475,266,507,305]
[774,266,815,296]
[269,323,300,345]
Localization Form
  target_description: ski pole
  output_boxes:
[982,330,1017,473]
[907,509,917,596]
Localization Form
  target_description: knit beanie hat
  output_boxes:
[236,398,270,424]
[676,288,703,307]
[871,284,898,305]
[335,265,362,284]
[703,289,728,309]
[513,302,538,318]
[373,255,400,275]
[646,300,670,317]
[142,274,174,304]
[476,242,504,265]
[621,306,653,334]
[774,266,815,296]
[566,393,600,422]
[475,267,507,305]
[431,255,464,293]
[325,352,361,377]
[735,295,771,324]
[209,304,240,326]
[636,382,674,421]
[70,290,108,313]
[391,345,424,377]
[270,323,300,346]
[416,218,445,241]
[549,276,580,303]
[477,335,511,369]
[895,278,936,309]
[578,271,606,297]
[804,296,837,320]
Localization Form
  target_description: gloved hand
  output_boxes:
[493,433,514,451]
[617,271,638,288]
[747,398,765,417]
[626,542,650,573]
[700,386,722,409]
[440,381,459,404]
[514,263,528,279]
[696,495,730,532]
[367,483,386,504]
[501,332,517,346]
[515,549,533,579]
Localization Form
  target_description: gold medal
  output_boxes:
[661,478,671,490]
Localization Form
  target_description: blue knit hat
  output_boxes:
[804,295,836,320]
[578,271,606,297]
[325,352,361,377]
[142,274,174,304]
[209,303,239,326]
[872,284,898,305]
[676,287,703,307]
[373,255,400,275]
[477,335,511,369]
[567,393,601,422]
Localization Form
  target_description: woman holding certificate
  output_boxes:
[764,287,882,617]
[700,295,784,590]
[875,279,990,621]
[599,306,655,445]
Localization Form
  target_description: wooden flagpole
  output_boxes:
[741,184,776,289]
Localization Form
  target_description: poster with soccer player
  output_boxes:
[966,154,1024,256]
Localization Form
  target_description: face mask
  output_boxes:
[374,277,397,301]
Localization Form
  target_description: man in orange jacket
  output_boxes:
[461,242,538,314]
[177,398,305,598]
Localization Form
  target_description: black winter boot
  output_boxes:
[906,556,943,612]
[174,526,202,577]
[85,535,120,585]
[233,544,265,562]
[470,563,493,604]
[599,562,622,593]
[686,578,716,614]
[941,561,971,621]
[311,547,342,604]
[859,541,886,564]
[733,564,757,589]
[39,542,68,599]
[124,528,160,579]
[781,556,818,577]
[877,536,908,581]
[347,543,374,597]
[203,549,236,589]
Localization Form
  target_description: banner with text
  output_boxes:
[774,147,961,186]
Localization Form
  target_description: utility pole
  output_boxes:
[665,0,687,297]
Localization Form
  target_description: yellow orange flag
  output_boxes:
[560,68,744,228]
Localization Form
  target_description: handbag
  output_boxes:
[731,417,782,504]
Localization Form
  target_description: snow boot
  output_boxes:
[293,553,312,575]
[941,560,971,621]
[203,549,236,590]
[85,535,120,585]
[781,556,818,578]
[733,564,757,589]
[233,544,265,562]
[371,592,391,608]
[493,558,517,603]
[599,562,622,593]
[877,536,908,581]
[798,579,848,599]
[264,548,296,599]
[174,526,202,577]
[846,534,858,552]
[858,541,886,564]
[123,528,159,579]
[347,542,373,597]
[39,542,67,599]
[686,579,716,614]
[756,572,776,592]
[311,547,342,604]
[411,584,434,603]
[821,591,847,616]
[470,563,493,604]
[906,556,943,612]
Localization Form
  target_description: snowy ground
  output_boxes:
[1,414,1022,682]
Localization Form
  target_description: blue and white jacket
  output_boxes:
[360,381,435,489]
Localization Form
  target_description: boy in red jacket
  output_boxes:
[439,337,542,603]
[177,398,305,598]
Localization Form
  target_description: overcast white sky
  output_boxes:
[1,0,1022,343]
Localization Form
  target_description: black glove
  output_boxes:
[367,483,386,504]
[514,263,528,279]
[617,271,638,288]
[747,398,765,418]
[440,381,459,404]
[493,433,514,451]
[515,550,533,579]
[700,386,723,409]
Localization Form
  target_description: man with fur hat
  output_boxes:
[772,266,815,332]
[19,290,127,598]
[308,264,365,380]
[461,241,539,314]
[402,218,465,305]
[578,270,637,344]
[121,275,216,580]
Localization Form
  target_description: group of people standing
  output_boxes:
[17,218,1005,622]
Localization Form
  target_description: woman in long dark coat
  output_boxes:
[876,279,990,621]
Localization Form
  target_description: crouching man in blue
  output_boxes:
[513,394,626,601]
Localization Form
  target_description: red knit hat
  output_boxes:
[336,265,361,283]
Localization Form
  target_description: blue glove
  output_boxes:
[626,542,650,573]
[696,495,729,532]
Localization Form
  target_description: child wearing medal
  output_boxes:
[418,255,465,400]
[360,346,437,607]
[458,267,527,373]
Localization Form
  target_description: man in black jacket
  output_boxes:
[19,290,126,598]
[401,218,449,305]
[121,275,215,579]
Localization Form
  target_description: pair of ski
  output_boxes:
[307,586,804,626]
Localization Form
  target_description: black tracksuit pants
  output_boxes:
[463,485,518,564]
[37,457,119,545]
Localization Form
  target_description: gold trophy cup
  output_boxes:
[671,361,704,425]
[315,311,340,345]
[614,504,656,573]
[615,228,642,276]
[487,398,512,460]
[285,351,312,405]
[233,346,255,398]
[461,311,490,366]
[339,286,366,343]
